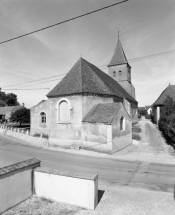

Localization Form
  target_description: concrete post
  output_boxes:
[156,106,160,124]
[40,133,43,138]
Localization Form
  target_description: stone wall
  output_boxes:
[111,105,132,153]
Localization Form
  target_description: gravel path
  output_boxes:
[113,119,175,164]
[3,186,175,215]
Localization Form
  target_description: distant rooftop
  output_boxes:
[0,106,23,115]
[152,84,175,106]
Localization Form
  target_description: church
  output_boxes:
[30,37,138,154]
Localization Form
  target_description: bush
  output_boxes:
[132,127,141,133]
[132,133,141,141]
[159,96,175,145]
[33,132,49,139]
[145,114,151,119]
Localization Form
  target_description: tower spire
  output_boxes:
[117,26,120,40]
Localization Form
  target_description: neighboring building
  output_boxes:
[31,37,138,154]
[0,106,23,122]
[145,106,152,115]
[151,84,175,124]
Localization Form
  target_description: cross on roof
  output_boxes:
[117,26,120,40]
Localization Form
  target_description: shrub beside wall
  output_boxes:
[159,96,175,146]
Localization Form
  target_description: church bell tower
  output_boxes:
[107,29,135,99]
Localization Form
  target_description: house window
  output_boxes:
[113,71,116,77]
[59,100,70,122]
[40,112,46,124]
[120,116,125,131]
[119,70,122,76]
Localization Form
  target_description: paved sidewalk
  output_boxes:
[112,119,175,164]
[82,186,175,215]
[3,186,175,215]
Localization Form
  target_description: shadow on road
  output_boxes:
[98,190,105,204]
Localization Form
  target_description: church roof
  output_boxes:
[152,84,175,106]
[108,39,129,67]
[47,58,137,104]
[82,103,121,124]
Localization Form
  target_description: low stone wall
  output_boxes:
[0,158,40,214]
[0,125,30,135]
[34,167,98,210]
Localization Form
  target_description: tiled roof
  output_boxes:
[0,106,23,115]
[0,158,40,176]
[82,103,121,124]
[108,39,129,67]
[152,85,175,106]
[47,58,137,104]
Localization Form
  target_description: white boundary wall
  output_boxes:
[34,167,98,210]
[0,158,40,214]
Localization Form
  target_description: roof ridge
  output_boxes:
[108,39,128,67]
[87,61,136,103]
[109,103,121,123]
[151,86,169,107]
[84,60,113,95]
[79,57,83,92]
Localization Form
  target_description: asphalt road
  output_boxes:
[0,134,175,193]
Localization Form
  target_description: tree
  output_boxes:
[0,90,19,106]
[5,93,19,106]
[159,96,175,145]
[10,108,30,126]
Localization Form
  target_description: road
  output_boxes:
[0,134,175,193]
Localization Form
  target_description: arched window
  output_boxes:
[119,70,122,76]
[120,116,125,131]
[59,100,70,122]
[113,71,116,77]
[40,112,46,124]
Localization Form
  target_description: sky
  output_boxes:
[0,0,175,108]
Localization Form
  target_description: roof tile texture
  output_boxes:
[153,85,175,106]
[47,58,137,104]
[82,103,121,124]
[0,106,23,115]
[108,39,128,66]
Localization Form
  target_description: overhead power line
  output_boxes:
[2,88,49,91]
[0,0,128,45]
[2,73,66,88]
[2,48,175,90]
[99,49,175,69]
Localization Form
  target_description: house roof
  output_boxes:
[0,106,23,115]
[47,57,137,104]
[108,39,129,67]
[152,84,175,107]
[82,103,122,124]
